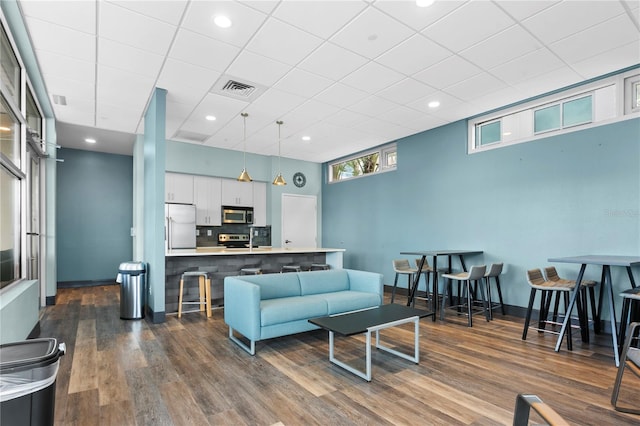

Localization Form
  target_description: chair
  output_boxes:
[440,265,488,327]
[412,258,441,309]
[240,267,262,275]
[513,393,570,426]
[178,270,212,318]
[544,266,599,336]
[310,263,330,271]
[484,263,504,319]
[391,259,417,304]
[522,269,585,351]
[281,265,302,273]
[618,287,640,357]
[611,322,640,414]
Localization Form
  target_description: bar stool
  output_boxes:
[413,258,444,309]
[281,265,301,273]
[240,267,262,275]
[391,259,417,304]
[618,287,640,357]
[484,263,504,319]
[178,270,212,318]
[310,263,330,271]
[440,265,488,327]
[611,322,640,414]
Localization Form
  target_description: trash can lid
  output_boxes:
[0,338,63,372]
[118,261,146,274]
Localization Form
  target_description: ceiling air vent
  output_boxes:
[211,75,265,102]
[52,94,67,106]
[221,80,256,98]
[172,130,209,143]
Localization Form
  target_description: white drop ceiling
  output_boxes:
[19,0,640,162]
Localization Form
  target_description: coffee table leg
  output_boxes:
[328,331,372,381]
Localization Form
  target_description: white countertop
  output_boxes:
[166,247,346,257]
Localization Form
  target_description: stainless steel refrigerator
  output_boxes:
[165,204,196,249]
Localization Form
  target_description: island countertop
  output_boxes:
[166,247,346,257]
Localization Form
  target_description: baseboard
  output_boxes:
[146,307,165,324]
[58,279,117,288]
[27,321,41,339]
[46,295,56,306]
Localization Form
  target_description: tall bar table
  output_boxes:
[547,255,640,366]
[401,250,483,321]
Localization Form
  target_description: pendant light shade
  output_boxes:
[237,112,252,182]
[272,120,286,186]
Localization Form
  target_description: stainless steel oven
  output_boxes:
[222,206,254,224]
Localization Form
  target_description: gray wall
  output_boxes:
[56,148,133,283]
[322,117,640,314]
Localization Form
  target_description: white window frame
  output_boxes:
[328,142,397,183]
[469,69,640,154]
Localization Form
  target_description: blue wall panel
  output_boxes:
[322,118,640,309]
[56,148,133,282]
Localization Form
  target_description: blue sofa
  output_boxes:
[224,269,383,354]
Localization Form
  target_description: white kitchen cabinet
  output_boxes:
[221,179,253,207]
[165,173,193,204]
[252,181,267,226]
[194,176,222,226]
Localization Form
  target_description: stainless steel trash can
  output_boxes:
[0,338,66,426]
[116,261,147,320]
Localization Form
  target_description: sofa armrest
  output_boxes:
[345,269,384,300]
[224,277,261,340]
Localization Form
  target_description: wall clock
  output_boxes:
[293,172,306,188]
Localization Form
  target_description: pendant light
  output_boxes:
[272,120,286,186]
[237,112,252,182]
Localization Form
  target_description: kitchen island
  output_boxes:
[165,247,345,314]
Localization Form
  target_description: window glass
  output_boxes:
[635,81,640,109]
[563,95,592,127]
[0,165,20,289]
[330,144,396,182]
[26,88,43,149]
[478,121,501,146]
[534,104,561,133]
[0,96,20,165]
[0,24,20,107]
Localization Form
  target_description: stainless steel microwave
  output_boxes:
[222,206,254,224]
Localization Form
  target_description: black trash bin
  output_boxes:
[116,261,147,320]
[0,338,65,426]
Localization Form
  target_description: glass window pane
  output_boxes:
[0,24,21,106]
[534,104,561,133]
[563,95,592,127]
[0,166,20,289]
[634,82,640,109]
[385,150,397,167]
[1,96,20,165]
[26,89,43,149]
[479,121,501,145]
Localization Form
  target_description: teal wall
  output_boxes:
[56,148,133,282]
[165,141,322,246]
[322,118,640,312]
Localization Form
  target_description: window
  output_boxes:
[625,74,640,114]
[26,87,43,151]
[0,23,20,108]
[329,143,396,182]
[0,165,21,289]
[476,120,501,146]
[534,95,592,135]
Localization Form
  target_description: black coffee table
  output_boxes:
[309,304,431,381]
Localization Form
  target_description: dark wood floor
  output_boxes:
[38,285,639,425]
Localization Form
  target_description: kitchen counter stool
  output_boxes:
[391,259,418,304]
[178,270,212,318]
[618,287,640,357]
[440,265,488,326]
[281,265,302,273]
[311,263,330,271]
[240,267,262,275]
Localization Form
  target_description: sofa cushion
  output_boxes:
[320,291,381,315]
[261,296,328,326]
[298,270,350,296]
[239,273,301,300]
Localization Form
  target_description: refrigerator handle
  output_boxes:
[167,216,172,250]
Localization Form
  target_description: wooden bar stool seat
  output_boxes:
[240,268,262,275]
[281,265,301,273]
[178,271,212,318]
[440,265,488,327]
[391,259,417,304]
[310,263,330,271]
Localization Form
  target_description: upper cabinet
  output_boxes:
[221,179,253,207]
[193,176,222,226]
[165,173,193,204]
[252,181,267,226]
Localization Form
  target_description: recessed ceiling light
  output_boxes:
[302,136,311,141]
[428,101,440,108]
[213,15,232,28]
[205,115,216,121]
[503,131,512,136]
[85,138,96,144]
[416,0,435,7]
[368,34,378,41]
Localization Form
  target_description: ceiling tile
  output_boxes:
[181,1,268,48]
[340,61,405,94]
[375,34,452,76]
[314,83,370,108]
[99,2,177,55]
[444,72,508,102]
[54,99,95,127]
[377,78,436,105]
[41,74,94,103]
[96,102,142,133]
[245,18,324,66]
[33,50,94,85]
[494,0,559,21]
[180,93,248,135]
[105,0,188,25]
[169,29,240,71]
[571,41,640,79]
[347,95,400,118]
[246,88,307,119]
[459,25,542,70]
[273,68,334,98]
[274,1,367,39]
[373,0,466,31]
[226,51,292,87]
[157,59,221,106]
[24,18,95,62]
[98,38,164,78]
[383,105,428,127]
[330,7,414,59]
[96,65,155,112]
[298,43,368,81]
[521,1,626,44]
[422,1,514,53]
[323,109,370,128]
[489,48,566,86]
[549,14,640,64]
[407,91,464,115]
[20,1,96,34]
[240,1,279,15]
[413,55,481,90]
[512,66,583,99]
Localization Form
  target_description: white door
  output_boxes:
[282,194,317,248]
